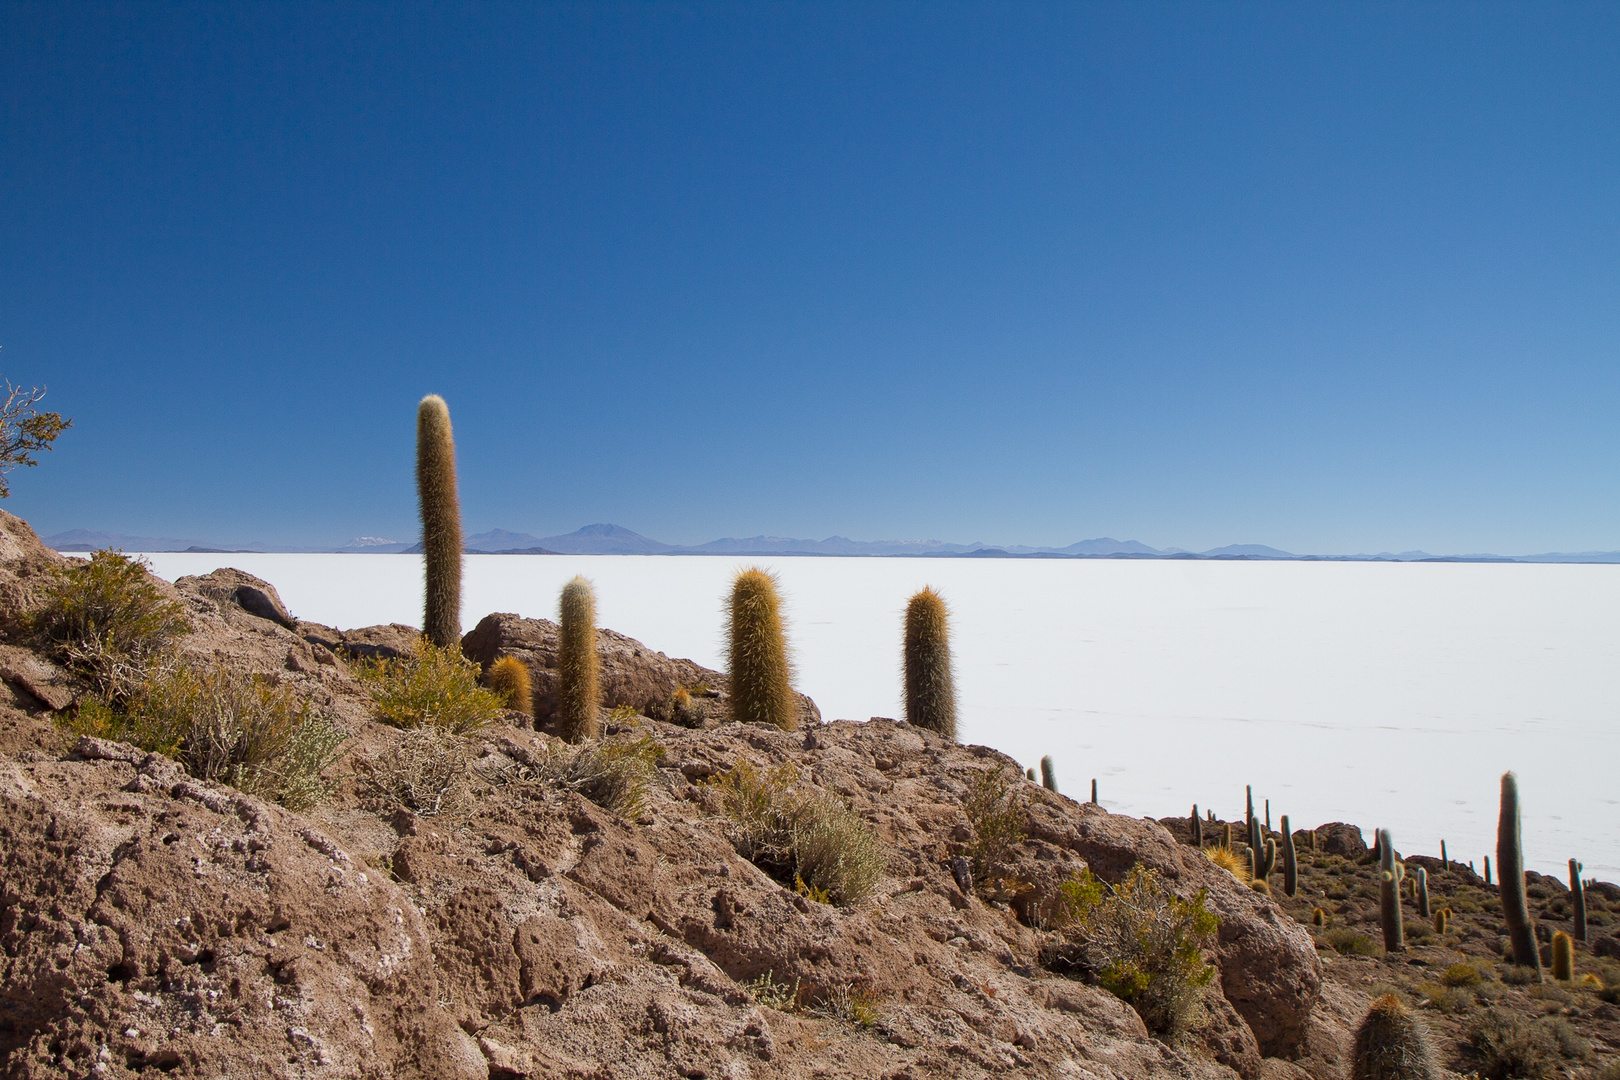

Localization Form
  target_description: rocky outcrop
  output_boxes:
[173,567,297,629]
[461,611,821,730]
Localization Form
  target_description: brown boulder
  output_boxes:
[173,566,297,629]
[460,611,820,729]
[0,645,80,711]
[1315,822,1369,859]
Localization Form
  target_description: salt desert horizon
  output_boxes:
[138,552,1620,881]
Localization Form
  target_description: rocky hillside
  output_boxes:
[0,509,1613,1080]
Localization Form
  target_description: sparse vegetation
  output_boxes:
[66,665,346,811]
[32,550,190,699]
[709,759,882,906]
[550,731,662,818]
[1324,928,1380,957]
[1465,1009,1560,1080]
[0,380,71,499]
[743,971,802,1012]
[357,640,505,734]
[357,726,473,818]
[962,766,1027,884]
[1044,866,1220,1041]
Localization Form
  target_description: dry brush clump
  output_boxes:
[962,765,1027,886]
[357,640,505,734]
[67,665,347,811]
[709,759,882,906]
[542,731,663,819]
[357,726,475,818]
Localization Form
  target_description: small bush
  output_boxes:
[1047,866,1220,1040]
[1441,962,1485,988]
[710,760,883,906]
[1324,928,1380,957]
[962,766,1026,883]
[552,732,662,819]
[64,665,346,811]
[1466,1009,1560,1080]
[1501,963,1542,986]
[1415,981,1474,1014]
[812,982,881,1029]
[358,726,473,817]
[1544,1016,1591,1061]
[32,550,190,699]
[357,641,505,734]
[743,971,801,1012]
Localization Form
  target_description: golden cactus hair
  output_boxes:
[725,567,797,729]
[555,576,601,742]
[416,394,462,648]
[902,587,957,740]
[1351,994,1439,1080]
[485,656,532,714]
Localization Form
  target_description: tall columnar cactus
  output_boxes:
[1570,859,1587,942]
[902,587,956,739]
[555,576,602,742]
[1440,840,1448,868]
[1246,785,1254,833]
[1222,822,1233,849]
[726,567,797,730]
[1379,828,1405,953]
[1497,772,1542,977]
[1351,994,1440,1080]
[1414,866,1430,920]
[1281,814,1298,897]
[1039,755,1058,793]
[1191,804,1203,847]
[1552,931,1575,982]
[1251,837,1276,882]
[1483,856,1492,886]
[415,394,462,648]
[1089,779,1098,805]
[1265,798,1271,832]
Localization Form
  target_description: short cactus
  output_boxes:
[1040,755,1057,793]
[902,587,956,739]
[1280,814,1298,897]
[1483,855,1491,886]
[1433,908,1448,935]
[485,656,532,714]
[1222,822,1233,849]
[1570,858,1587,942]
[1552,931,1574,982]
[1350,993,1440,1080]
[726,568,797,730]
[1026,766,1037,782]
[1312,906,1326,927]
[1089,778,1098,805]
[1497,772,1542,978]
[415,394,462,648]
[1378,828,1404,953]
[555,576,601,742]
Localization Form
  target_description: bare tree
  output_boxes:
[0,380,71,498]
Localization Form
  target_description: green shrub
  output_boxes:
[962,766,1027,883]
[1441,962,1485,988]
[710,759,883,906]
[1465,1009,1559,1080]
[1324,928,1380,957]
[1047,866,1220,1040]
[32,550,190,699]
[64,664,346,811]
[357,640,504,734]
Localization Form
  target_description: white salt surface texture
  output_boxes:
[142,553,1620,879]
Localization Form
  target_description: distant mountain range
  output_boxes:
[40,523,1620,563]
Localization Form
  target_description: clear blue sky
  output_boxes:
[3,2,1617,554]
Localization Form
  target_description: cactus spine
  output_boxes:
[1497,772,1541,977]
[1413,866,1429,920]
[1351,994,1440,1080]
[1552,931,1574,981]
[555,576,601,742]
[902,587,956,739]
[485,656,532,715]
[1379,828,1405,953]
[1039,755,1057,793]
[726,568,797,730]
[1191,804,1203,847]
[1281,814,1298,897]
[415,395,462,648]
[1570,858,1587,942]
